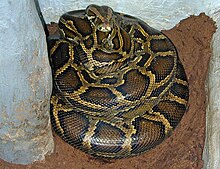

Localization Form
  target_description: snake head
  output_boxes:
[86,4,114,32]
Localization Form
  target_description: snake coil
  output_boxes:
[48,4,189,158]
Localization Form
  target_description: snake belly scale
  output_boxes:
[48,4,189,158]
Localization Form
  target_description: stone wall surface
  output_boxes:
[203,11,220,169]
[39,0,205,30]
[0,0,54,164]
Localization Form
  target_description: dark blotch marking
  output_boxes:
[134,41,143,51]
[55,66,82,93]
[170,82,189,101]
[131,117,165,154]
[120,29,131,53]
[93,50,122,62]
[56,110,89,147]
[133,29,147,41]
[176,59,188,82]
[73,17,92,36]
[58,20,78,38]
[153,100,186,128]
[83,36,94,49]
[137,53,151,67]
[116,70,150,101]
[123,24,132,33]
[81,70,96,83]
[100,77,118,85]
[148,55,174,83]
[50,41,71,70]
[80,87,117,108]
[91,121,125,153]
[60,14,93,37]
[112,32,121,50]
[97,31,109,45]
[150,38,175,53]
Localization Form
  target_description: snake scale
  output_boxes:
[48,4,189,159]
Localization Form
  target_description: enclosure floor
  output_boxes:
[0,13,216,169]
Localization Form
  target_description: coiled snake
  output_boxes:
[48,4,189,158]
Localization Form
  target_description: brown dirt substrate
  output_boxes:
[0,13,216,169]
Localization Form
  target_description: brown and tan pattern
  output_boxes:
[48,4,189,158]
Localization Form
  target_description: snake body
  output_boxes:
[49,4,189,158]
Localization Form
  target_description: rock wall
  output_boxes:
[203,11,220,169]
[0,0,54,164]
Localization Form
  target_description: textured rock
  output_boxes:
[0,0,54,164]
[39,0,206,30]
[203,12,220,169]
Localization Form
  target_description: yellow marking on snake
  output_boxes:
[49,4,189,159]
